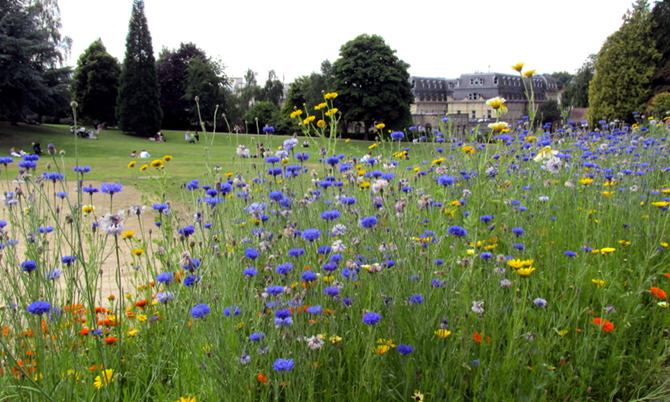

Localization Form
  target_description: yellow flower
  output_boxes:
[357,170,366,176]
[303,116,316,125]
[618,240,631,245]
[132,249,144,256]
[128,161,136,168]
[661,242,669,248]
[359,181,370,189]
[314,102,327,110]
[512,62,525,72]
[372,345,391,354]
[122,231,135,239]
[376,123,385,129]
[412,391,425,401]
[345,138,350,143]
[290,109,303,118]
[601,191,613,197]
[317,119,326,128]
[652,201,670,208]
[139,164,148,171]
[325,108,338,116]
[462,145,475,154]
[486,97,506,109]
[558,330,569,336]
[94,369,114,389]
[579,177,594,185]
[661,189,670,194]
[177,396,196,402]
[525,136,537,142]
[507,259,533,269]
[523,69,536,78]
[601,247,616,254]
[516,267,536,277]
[533,146,558,162]
[434,329,451,338]
[592,279,605,288]
[82,205,95,214]
[432,158,445,165]
[128,328,138,337]
[488,122,509,132]
[329,335,342,343]
[324,92,338,100]
[150,160,163,168]
[368,143,377,149]
[136,314,147,322]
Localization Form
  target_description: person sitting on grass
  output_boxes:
[185,130,191,142]
[131,150,137,158]
[190,132,196,143]
[10,148,21,157]
[32,142,43,155]
[139,149,150,158]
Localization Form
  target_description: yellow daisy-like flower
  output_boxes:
[329,335,342,343]
[324,92,338,100]
[412,391,425,401]
[558,330,569,336]
[324,108,338,116]
[139,164,148,171]
[94,369,114,389]
[314,102,327,111]
[516,267,536,277]
[618,240,631,245]
[507,259,533,269]
[486,96,506,110]
[303,116,316,125]
[525,136,537,142]
[579,177,594,185]
[533,146,558,162]
[462,145,475,154]
[345,138,350,143]
[511,62,525,72]
[128,328,138,337]
[592,279,605,288]
[432,158,445,165]
[661,189,670,194]
[128,161,136,168]
[368,143,377,149]
[488,122,509,132]
[600,247,616,254]
[661,242,669,248]
[177,396,196,402]
[434,329,451,338]
[376,123,385,129]
[163,155,172,162]
[150,160,163,168]
[122,231,135,239]
[601,191,613,197]
[523,69,536,78]
[357,170,366,176]
[82,205,95,214]
[652,201,670,208]
[132,249,144,256]
[136,314,148,322]
[317,119,326,128]
[359,181,370,189]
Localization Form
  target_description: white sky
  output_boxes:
[59,0,639,83]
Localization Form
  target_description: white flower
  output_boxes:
[538,196,549,202]
[236,145,250,158]
[332,239,346,253]
[331,224,347,236]
[128,205,145,216]
[543,157,562,173]
[100,210,125,236]
[306,335,324,350]
[533,146,558,162]
[471,301,485,314]
[371,179,389,193]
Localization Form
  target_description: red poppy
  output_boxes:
[591,318,614,332]
[257,373,268,384]
[473,332,482,343]
[104,337,118,344]
[651,287,667,299]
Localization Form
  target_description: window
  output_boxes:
[472,110,476,119]
[493,77,498,85]
[457,110,461,115]
[488,110,492,119]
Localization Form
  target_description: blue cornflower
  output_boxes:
[182,258,201,271]
[56,192,67,199]
[83,186,99,194]
[73,166,91,173]
[223,306,241,316]
[362,312,381,325]
[27,301,51,315]
[191,304,211,318]
[269,191,284,201]
[533,298,547,308]
[321,210,341,220]
[156,292,174,304]
[391,131,404,141]
[46,269,62,281]
[512,227,524,237]
[481,252,493,260]
[360,216,378,229]
[397,344,414,355]
[265,156,281,164]
[245,248,259,260]
[276,263,292,275]
[266,286,283,295]
[179,225,196,237]
[448,226,468,237]
[325,156,340,166]
[250,332,265,342]
[302,271,317,282]
[565,251,577,257]
[317,246,332,255]
[263,126,275,133]
[156,272,174,284]
[324,287,339,297]
[437,175,455,186]
[480,215,493,223]
[410,295,424,304]
[302,229,321,242]
[296,152,309,162]
[275,309,291,319]
[61,255,76,265]
[243,267,258,277]
[100,183,123,195]
[306,305,322,314]
[272,358,294,372]
[322,262,337,272]
[21,260,37,273]
[513,243,524,251]
[288,248,305,257]
[183,275,200,287]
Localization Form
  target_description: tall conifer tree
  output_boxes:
[117,0,162,135]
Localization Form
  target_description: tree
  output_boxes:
[549,71,573,91]
[262,70,284,107]
[533,100,561,127]
[71,39,121,124]
[156,43,207,129]
[562,55,595,108]
[182,56,227,124]
[647,92,670,117]
[0,0,71,125]
[588,0,661,123]
[332,34,413,140]
[650,0,670,97]
[242,101,281,134]
[116,0,163,136]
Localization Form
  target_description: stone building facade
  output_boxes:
[410,72,558,133]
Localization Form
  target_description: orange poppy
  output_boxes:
[257,373,268,384]
[651,287,667,299]
[80,328,90,336]
[473,332,482,343]
[134,299,149,308]
[591,318,614,332]
[104,337,118,344]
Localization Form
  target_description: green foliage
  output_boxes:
[182,56,227,125]
[562,55,595,109]
[332,34,414,140]
[0,0,71,125]
[71,39,121,125]
[281,68,332,118]
[588,0,661,123]
[262,70,284,107]
[651,0,670,65]
[549,71,573,90]
[533,99,561,126]
[156,43,207,129]
[242,101,281,134]
[647,92,670,117]
[116,0,163,136]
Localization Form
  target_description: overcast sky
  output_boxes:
[59,0,640,83]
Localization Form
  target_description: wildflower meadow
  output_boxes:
[2,70,670,402]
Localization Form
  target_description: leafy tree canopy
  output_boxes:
[332,34,414,140]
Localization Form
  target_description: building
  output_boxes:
[409,72,558,134]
